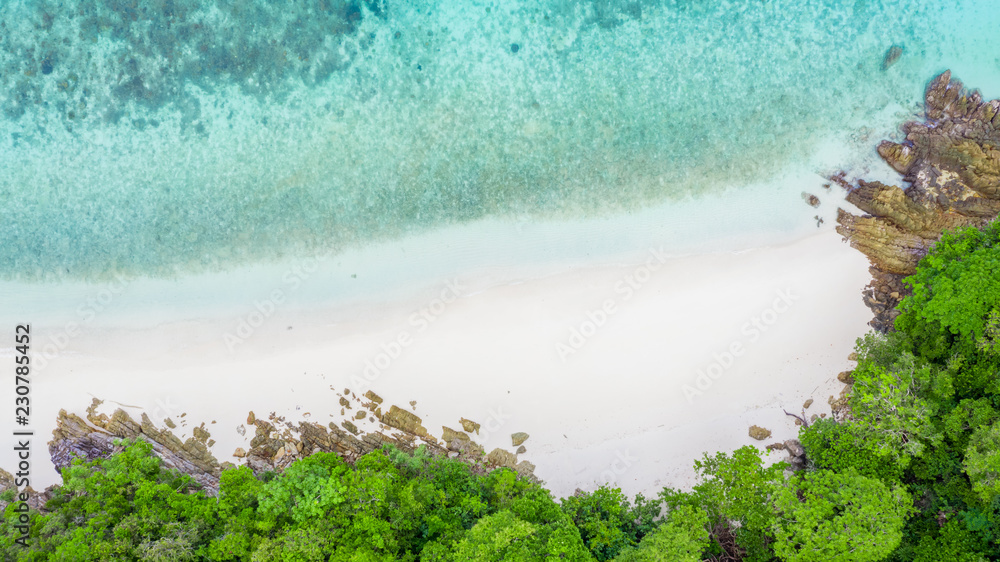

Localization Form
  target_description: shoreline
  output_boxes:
[4,226,872,499]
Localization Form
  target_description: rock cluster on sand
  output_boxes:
[36,396,536,507]
[49,399,220,489]
[837,71,1000,331]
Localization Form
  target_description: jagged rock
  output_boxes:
[803,399,814,409]
[836,210,932,274]
[802,192,821,207]
[784,439,806,457]
[838,370,854,384]
[765,442,786,451]
[515,460,535,478]
[339,396,351,409]
[748,425,772,441]
[49,410,117,469]
[511,432,530,447]
[48,408,221,493]
[364,390,383,404]
[0,468,14,490]
[355,410,366,420]
[47,398,531,502]
[460,418,481,434]
[486,448,518,468]
[85,398,109,427]
[516,445,526,454]
[381,406,428,437]
[236,424,246,436]
[193,424,211,442]
[442,426,473,452]
[247,411,256,425]
[245,455,274,475]
[108,408,141,437]
[838,71,1000,332]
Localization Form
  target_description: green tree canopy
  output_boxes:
[772,469,913,562]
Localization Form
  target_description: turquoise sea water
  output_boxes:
[1,0,999,281]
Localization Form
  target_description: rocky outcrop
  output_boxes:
[48,400,222,492]
[45,396,537,500]
[837,71,1000,331]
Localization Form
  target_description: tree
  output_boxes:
[896,221,1000,370]
[0,439,216,561]
[964,420,1000,506]
[909,519,989,562]
[799,418,905,481]
[772,469,913,562]
[207,465,264,560]
[447,510,594,561]
[611,505,709,562]
[560,486,661,561]
[848,348,948,462]
[660,446,783,560]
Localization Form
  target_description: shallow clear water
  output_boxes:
[1,0,998,281]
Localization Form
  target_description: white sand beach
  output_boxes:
[2,214,872,499]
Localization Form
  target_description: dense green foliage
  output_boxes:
[896,221,1000,364]
[4,221,1000,560]
[3,443,598,561]
[771,469,912,561]
[560,486,661,560]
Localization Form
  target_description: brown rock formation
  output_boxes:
[45,398,537,501]
[381,405,428,437]
[486,448,518,469]
[460,417,481,434]
[48,400,222,492]
[837,71,1000,331]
